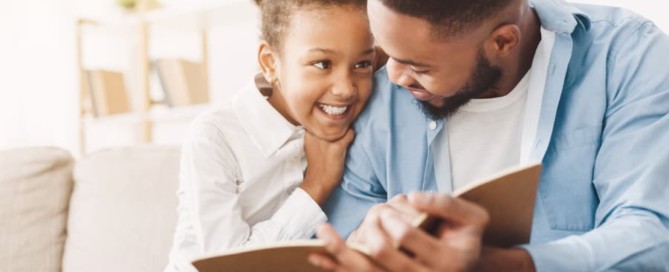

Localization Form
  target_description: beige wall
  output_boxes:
[0,0,260,156]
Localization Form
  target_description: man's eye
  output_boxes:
[412,69,429,75]
[355,61,373,69]
[408,65,429,75]
[313,61,332,70]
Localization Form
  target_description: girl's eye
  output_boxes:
[355,60,373,69]
[313,61,332,70]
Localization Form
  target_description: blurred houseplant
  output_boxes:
[117,0,161,12]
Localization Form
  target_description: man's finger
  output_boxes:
[408,192,489,231]
[387,194,421,220]
[378,209,461,267]
[308,253,338,271]
[316,224,380,272]
[362,215,428,272]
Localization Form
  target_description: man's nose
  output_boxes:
[386,58,415,88]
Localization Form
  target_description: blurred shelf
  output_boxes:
[78,0,257,31]
[77,1,250,153]
[82,112,147,125]
[147,103,209,122]
[82,103,209,125]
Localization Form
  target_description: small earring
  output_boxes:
[265,75,277,85]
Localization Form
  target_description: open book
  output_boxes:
[192,163,542,272]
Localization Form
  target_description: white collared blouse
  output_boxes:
[165,81,326,271]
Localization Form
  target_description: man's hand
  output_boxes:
[347,195,421,246]
[400,192,489,271]
[310,192,490,271]
[309,224,383,272]
[300,129,355,205]
[474,246,536,272]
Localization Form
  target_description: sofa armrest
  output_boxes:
[0,147,74,272]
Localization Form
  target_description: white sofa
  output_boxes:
[0,145,181,272]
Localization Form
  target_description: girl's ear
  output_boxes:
[258,41,279,85]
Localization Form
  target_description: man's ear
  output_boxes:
[258,41,279,84]
[485,24,520,58]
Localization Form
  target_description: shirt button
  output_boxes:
[429,121,437,130]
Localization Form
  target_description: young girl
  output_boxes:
[165,0,375,270]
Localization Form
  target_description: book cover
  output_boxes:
[154,59,209,107]
[192,163,542,272]
[86,70,131,116]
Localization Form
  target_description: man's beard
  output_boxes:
[418,50,501,120]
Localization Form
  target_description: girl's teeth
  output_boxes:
[320,104,347,115]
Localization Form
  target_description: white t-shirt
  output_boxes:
[446,72,530,190]
[165,80,326,272]
[436,28,556,191]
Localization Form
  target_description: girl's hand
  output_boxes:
[300,129,355,205]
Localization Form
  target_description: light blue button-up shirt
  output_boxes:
[324,0,669,270]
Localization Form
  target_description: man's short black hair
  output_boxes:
[378,0,515,39]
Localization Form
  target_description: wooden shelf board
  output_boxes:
[82,104,209,125]
[78,0,256,31]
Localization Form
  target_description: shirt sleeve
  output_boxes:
[171,120,326,268]
[324,124,388,238]
[249,187,327,243]
[522,20,669,272]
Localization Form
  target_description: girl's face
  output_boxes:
[262,6,375,141]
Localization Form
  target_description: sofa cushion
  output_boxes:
[63,145,180,272]
[0,147,74,272]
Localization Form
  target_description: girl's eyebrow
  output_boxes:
[307,48,375,56]
[308,48,337,55]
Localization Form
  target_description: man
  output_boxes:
[313,0,669,271]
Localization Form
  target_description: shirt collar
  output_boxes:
[531,0,591,34]
[233,74,302,158]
